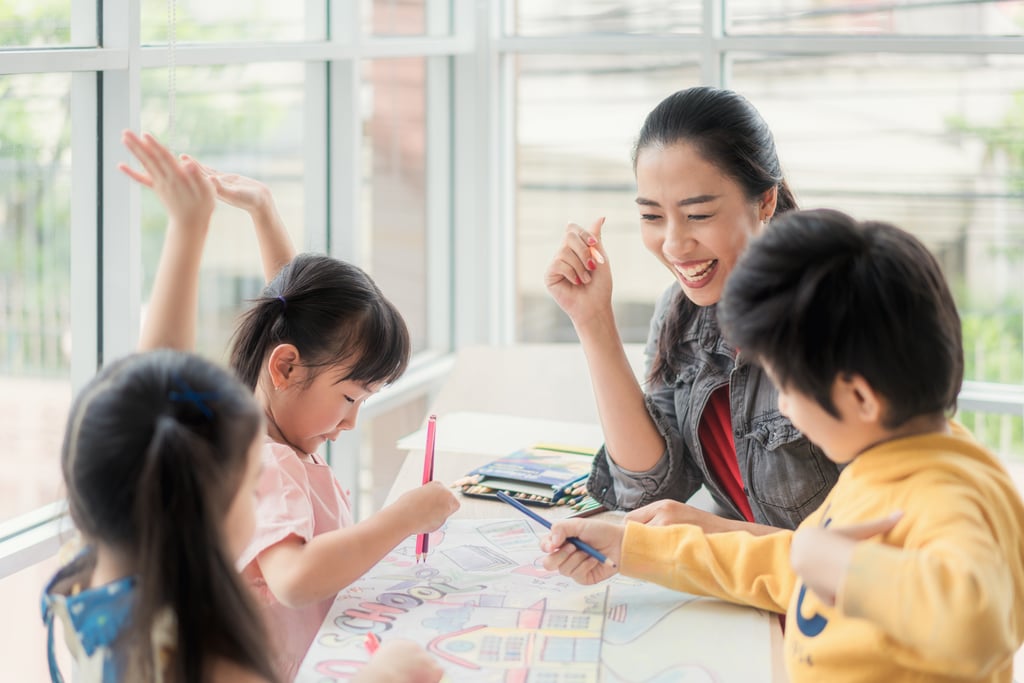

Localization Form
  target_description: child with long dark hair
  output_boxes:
[119,132,457,680]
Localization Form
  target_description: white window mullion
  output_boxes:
[304,0,330,254]
[70,0,101,389]
[425,47,452,352]
[702,0,725,86]
[71,73,100,391]
[452,0,502,347]
[100,0,143,361]
[326,0,364,515]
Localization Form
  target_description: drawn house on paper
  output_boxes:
[427,597,601,680]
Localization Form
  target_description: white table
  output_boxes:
[297,344,789,682]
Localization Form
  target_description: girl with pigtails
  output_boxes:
[41,131,445,683]
[117,131,456,682]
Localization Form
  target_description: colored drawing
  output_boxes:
[297,519,772,683]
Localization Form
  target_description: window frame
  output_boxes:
[1,0,1023,579]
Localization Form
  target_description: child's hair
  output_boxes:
[718,208,964,429]
[62,349,276,682]
[639,86,797,385]
[230,253,410,391]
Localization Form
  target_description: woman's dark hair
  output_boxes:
[62,349,277,682]
[718,209,964,428]
[638,87,797,385]
[230,253,410,392]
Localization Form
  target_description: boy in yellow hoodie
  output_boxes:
[541,208,1024,682]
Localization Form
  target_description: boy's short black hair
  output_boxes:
[718,208,963,429]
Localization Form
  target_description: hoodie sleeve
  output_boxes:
[620,521,796,614]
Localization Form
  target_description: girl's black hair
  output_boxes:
[230,253,410,391]
[718,209,963,428]
[62,349,277,682]
[636,87,797,385]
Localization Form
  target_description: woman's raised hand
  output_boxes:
[543,216,613,327]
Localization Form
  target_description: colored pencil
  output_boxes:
[415,414,437,562]
[494,490,616,567]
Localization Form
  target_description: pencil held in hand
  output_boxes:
[416,414,438,563]
[495,491,616,568]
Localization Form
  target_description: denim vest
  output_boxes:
[588,283,840,530]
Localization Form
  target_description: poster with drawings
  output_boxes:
[296,519,772,683]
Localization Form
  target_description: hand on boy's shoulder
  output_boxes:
[790,511,903,607]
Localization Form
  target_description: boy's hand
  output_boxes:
[352,639,444,683]
[394,481,460,534]
[118,131,215,230]
[791,511,902,606]
[541,518,624,585]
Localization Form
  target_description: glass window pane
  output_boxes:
[959,411,1024,463]
[361,57,430,354]
[363,0,451,36]
[727,0,1024,36]
[0,0,76,47]
[729,53,1024,389]
[511,1,701,36]
[515,54,700,343]
[0,73,72,524]
[140,0,307,43]
[141,63,306,362]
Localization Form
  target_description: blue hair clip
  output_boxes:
[168,376,217,419]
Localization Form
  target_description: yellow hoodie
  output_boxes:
[620,426,1024,682]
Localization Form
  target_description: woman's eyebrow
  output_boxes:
[635,194,719,207]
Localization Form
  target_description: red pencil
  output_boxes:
[415,414,437,562]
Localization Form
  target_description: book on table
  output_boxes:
[456,443,605,514]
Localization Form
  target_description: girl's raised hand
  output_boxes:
[118,131,215,231]
[543,217,612,326]
[394,481,460,535]
[541,518,623,586]
[182,155,274,215]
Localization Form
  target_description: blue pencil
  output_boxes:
[495,490,616,567]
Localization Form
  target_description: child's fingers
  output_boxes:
[141,132,182,177]
[121,130,161,177]
[835,511,903,541]
[183,154,221,178]
[122,131,176,183]
[183,159,217,196]
[541,540,576,571]
[117,162,154,187]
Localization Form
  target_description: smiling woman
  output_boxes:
[543,86,840,534]
[634,141,774,307]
